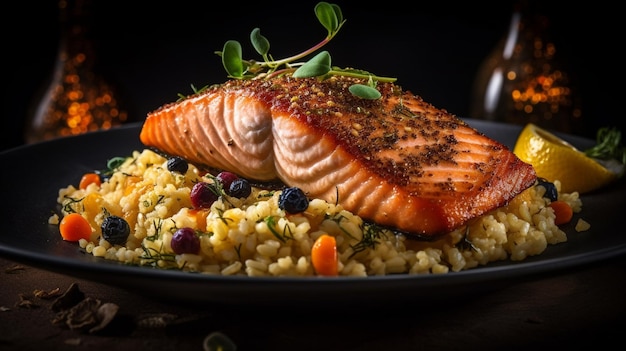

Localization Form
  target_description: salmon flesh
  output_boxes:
[140,75,536,238]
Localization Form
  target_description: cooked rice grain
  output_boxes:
[54,149,585,276]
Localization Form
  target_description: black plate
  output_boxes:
[1,120,625,307]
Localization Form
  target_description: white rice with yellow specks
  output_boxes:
[50,149,586,276]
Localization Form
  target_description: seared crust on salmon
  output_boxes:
[140,75,536,238]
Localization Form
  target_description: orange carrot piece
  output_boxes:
[79,173,101,190]
[59,213,93,242]
[549,200,574,225]
[311,234,338,276]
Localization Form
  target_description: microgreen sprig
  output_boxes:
[215,2,396,100]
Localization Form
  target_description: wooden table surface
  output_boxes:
[1,253,625,351]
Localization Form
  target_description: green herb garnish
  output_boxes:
[349,223,388,258]
[94,156,128,178]
[584,127,626,163]
[140,243,177,268]
[263,216,294,243]
[584,127,625,177]
[215,2,396,100]
[62,195,84,214]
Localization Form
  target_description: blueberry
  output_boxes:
[167,156,188,174]
[216,171,239,191]
[171,227,200,254]
[101,215,130,245]
[278,187,309,214]
[537,178,558,201]
[190,182,219,209]
[228,178,252,198]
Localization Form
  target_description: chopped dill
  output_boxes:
[455,226,477,252]
[257,191,275,199]
[156,195,165,205]
[326,213,358,240]
[146,218,173,242]
[264,216,294,243]
[234,244,242,261]
[349,223,388,258]
[62,195,84,214]
[215,208,234,226]
[140,242,177,268]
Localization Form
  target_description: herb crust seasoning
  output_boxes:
[50,149,587,276]
[139,75,537,238]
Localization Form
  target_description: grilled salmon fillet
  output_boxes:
[140,75,536,238]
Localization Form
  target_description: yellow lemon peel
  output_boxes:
[513,123,618,194]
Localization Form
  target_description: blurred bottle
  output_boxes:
[24,0,129,144]
[469,0,582,134]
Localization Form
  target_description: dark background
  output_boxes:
[4,0,622,151]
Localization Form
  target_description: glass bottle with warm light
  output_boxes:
[470,1,582,134]
[24,0,128,144]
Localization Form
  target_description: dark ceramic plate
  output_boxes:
[1,120,624,307]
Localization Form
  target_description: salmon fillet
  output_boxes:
[140,75,536,238]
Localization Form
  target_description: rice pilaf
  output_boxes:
[50,149,585,276]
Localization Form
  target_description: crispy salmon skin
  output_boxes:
[140,75,536,238]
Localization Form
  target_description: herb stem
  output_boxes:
[212,3,396,100]
[267,38,333,69]
[327,69,397,83]
[584,127,626,164]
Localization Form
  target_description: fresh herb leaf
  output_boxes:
[222,40,244,79]
[106,157,126,171]
[349,84,382,100]
[97,156,127,178]
[584,127,626,164]
[292,51,332,78]
[250,28,270,57]
[213,2,396,100]
[315,1,343,37]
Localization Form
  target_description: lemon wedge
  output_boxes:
[513,123,619,194]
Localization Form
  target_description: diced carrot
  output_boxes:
[311,234,338,276]
[79,173,101,190]
[123,176,141,195]
[190,208,211,231]
[549,200,574,225]
[82,193,103,214]
[59,213,93,242]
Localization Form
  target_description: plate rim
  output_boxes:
[1,119,625,305]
